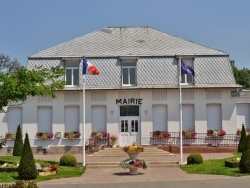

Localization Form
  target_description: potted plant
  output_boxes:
[110,135,118,147]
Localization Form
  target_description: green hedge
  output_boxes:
[225,160,239,168]
[0,167,18,173]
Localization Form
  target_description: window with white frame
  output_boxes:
[122,66,136,86]
[181,59,194,85]
[65,67,79,86]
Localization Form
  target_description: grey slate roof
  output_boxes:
[30,27,227,58]
[27,26,239,89]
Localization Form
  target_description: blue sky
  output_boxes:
[1,0,249,68]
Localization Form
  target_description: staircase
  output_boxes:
[86,146,179,168]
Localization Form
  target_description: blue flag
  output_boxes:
[181,60,195,76]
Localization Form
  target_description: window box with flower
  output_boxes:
[207,129,226,137]
[152,131,171,139]
[182,130,197,139]
[36,132,54,140]
[5,132,16,140]
[236,128,250,136]
[64,131,81,140]
[91,131,108,139]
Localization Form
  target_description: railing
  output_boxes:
[150,132,240,147]
[85,134,110,154]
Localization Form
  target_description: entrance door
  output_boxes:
[119,105,140,146]
[119,117,140,146]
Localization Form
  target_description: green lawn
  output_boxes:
[0,156,85,183]
[181,153,250,177]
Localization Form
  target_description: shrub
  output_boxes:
[238,124,247,152]
[60,153,77,167]
[225,160,240,168]
[14,180,38,188]
[187,153,203,165]
[13,125,23,156]
[239,149,250,173]
[18,133,38,180]
[245,135,250,151]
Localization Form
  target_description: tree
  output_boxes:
[0,54,65,112]
[18,133,37,180]
[13,124,23,156]
[238,124,247,153]
[231,60,250,89]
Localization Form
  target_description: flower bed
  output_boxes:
[37,164,58,176]
[0,162,19,172]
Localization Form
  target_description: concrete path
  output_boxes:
[36,152,235,187]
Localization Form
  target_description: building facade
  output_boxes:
[1,27,249,149]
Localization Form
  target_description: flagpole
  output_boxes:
[82,75,86,167]
[178,56,183,165]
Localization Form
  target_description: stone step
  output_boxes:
[90,147,172,157]
[86,161,179,168]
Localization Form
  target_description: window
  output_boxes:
[122,66,136,86]
[66,67,79,86]
[120,106,139,116]
[181,60,194,85]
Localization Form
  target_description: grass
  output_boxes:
[0,156,85,183]
[181,153,250,177]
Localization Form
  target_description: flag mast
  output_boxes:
[81,57,99,167]
[82,66,86,167]
[178,55,183,165]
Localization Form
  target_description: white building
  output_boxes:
[1,27,249,150]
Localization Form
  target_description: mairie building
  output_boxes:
[1,27,249,151]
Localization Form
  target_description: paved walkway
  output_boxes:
[36,152,234,186]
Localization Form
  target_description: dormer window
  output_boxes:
[64,61,79,87]
[181,59,194,85]
[120,57,138,87]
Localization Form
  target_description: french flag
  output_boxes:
[82,58,99,75]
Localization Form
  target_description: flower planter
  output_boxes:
[126,151,141,160]
[39,171,57,176]
[128,164,139,175]
[120,145,147,175]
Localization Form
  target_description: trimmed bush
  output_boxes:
[238,124,247,153]
[60,153,77,167]
[13,125,23,156]
[225,160,239,168]
[18,133,38,180]
[245,135,250,151]
[239,149,250,173]
[187,153,203,165]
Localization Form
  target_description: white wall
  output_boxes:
[0,88,246,147]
